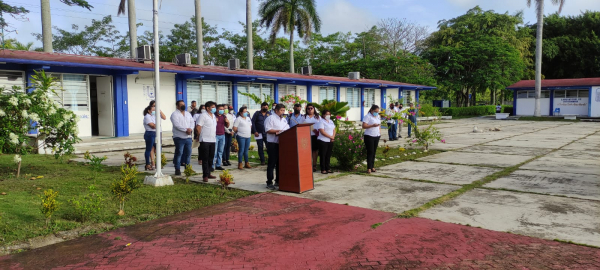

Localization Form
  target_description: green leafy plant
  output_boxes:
[83,150,107,182]
[219,170,234,195]
[110,164,140,216]
[184,164,196,183]
[312,99,350,130]
[332,122,367,171]
[160,152,167,169]
[40,189,60,225]
[440,105,512,117]
[68,185,104,222]
[239,92,274,107]
[405,120,445,150]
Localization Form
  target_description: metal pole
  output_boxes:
[41,0,53,52]
[128,0,137,59]
[246,0,253,70]
[153,0,163,178]
[195,0,204,65]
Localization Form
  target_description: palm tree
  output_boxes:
[527,0,565,117]
[41,0,93,52]
[258,0,321,73]
[117,0,137,59]
[5,39,34,51]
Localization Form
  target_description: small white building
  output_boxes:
[507,78,600,117]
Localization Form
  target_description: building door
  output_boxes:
[95,76,115,137]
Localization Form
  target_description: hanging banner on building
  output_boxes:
[143,85,155,101]
[557,98,588,107]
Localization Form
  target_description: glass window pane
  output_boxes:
[201,82,216,104]
[578,90,589,98]
[527,91,536,98]
[250,84,261,109]
[566,90,578,98]
[517,91,527,98]
[217,82,231,105]
[0,71,25,94]
[62,74,88,111]
[554,90,565,98]
[187,81,201,107]
[237,84,249,110]
[365,89,375,107]
[541,91,550,98]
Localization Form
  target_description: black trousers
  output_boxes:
[200,142,215,177]
[364,135,380,170]
[266,142,279,185]
[318,140,333,172]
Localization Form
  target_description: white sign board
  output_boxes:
[143,85,155,101]
[590,86,600,117]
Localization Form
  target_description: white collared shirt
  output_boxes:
[233,116,252,138]
[143,114,156,131]
[363,112,381,137]
[317,118,336,142]
[196,112,217,143]
[170,110,195,139]
[386,108,396,124]
[264,114,290,144]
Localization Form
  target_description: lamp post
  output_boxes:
[144,0,174,186]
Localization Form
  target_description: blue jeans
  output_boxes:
[143,131,156,166]
[213,135,225,167]
[256,134,267,163]
[387,123,397,140]
[223,133,232,162]
[173,137,192,171]
[408,116,417,137]
[237,135,251,163]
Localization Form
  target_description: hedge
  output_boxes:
[440,105,513,117]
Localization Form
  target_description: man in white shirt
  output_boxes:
[196,101,218,182]
[170,100,195,176]
[264,104,290,190]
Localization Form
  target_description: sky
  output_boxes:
[6,0,600,48]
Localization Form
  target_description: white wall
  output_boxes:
[516,98,550,116]
[387,88,399,105]
[554,97,589,116]
[590,86,600,117]
[127,71,177,135]
[311,85,318,103]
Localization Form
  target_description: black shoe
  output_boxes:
[313,166,317,172]
[399,136,403,138]
[211,168,215,172]
[216,166,225,171]
[224,161,231,166]
[174,169,181,176]
[274,182,279,187]
[266,184,276,190]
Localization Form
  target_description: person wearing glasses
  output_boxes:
[301,104,320,172]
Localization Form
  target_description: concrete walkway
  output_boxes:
[2,193,599,270]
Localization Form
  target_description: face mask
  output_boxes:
[224,109,229,114]
[218,109,224,115]
[261,108,268,112]
[211,108,216,114]
[372,112,379,117]
[243,112,249,117]
[201,109,206,113]
[325,115,331,120]
[151,111,156,116]
[294,109,300,114]
[179,105,186,111]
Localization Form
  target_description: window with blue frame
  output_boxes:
[364,88,376,108]
[0,70,25,94]
[237,83,273,110]
[318,86,336,103]
[187,81,232,107]
[48,73,90,112]
[346,88,360,107]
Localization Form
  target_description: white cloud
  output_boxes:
[318,0,377,34]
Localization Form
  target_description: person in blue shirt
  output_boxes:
[288,103,303,128]
[251,102,271,165]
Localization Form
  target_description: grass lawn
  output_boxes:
[0,155,256,248]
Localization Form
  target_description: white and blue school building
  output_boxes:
[507,78,600,117]
[0,50,434,138]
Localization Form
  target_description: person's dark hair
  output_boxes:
[217,104,224,109]
[395,102,399,106]
[271,102,277,106]
[205,101,216,108]
[176,100,185,106]
[304,104,320,119]
[261,102,269,107]
[275,104,285,111]
[191,100,196,104]
[149,100,156,107]
[294,103,301,108]
[368,105,380,113]
[143,105,152,116]
[199,105,205,110]
[399,104,403,107]
[238,106,248,117]
[321,109,331,117]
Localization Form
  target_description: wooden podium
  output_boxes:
[278,123,314,193]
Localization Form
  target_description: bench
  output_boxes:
[563,114,577,120]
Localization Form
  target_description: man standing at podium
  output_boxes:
[264,104,290,190]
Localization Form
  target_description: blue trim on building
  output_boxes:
[113,75,129,137]
[307,83,313,103]
[360,86,365,121]
[381,88,386,109]
[274,83,279,103]
[589,86,593,117]
[175,74,187,105]
[415,90,420,123]
[232,81,238,114]
[549,90,554,116]
[336,85,341,102]
[513,90,517,115]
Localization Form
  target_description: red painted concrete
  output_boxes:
[1,193,599,270]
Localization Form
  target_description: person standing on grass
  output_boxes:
[386,103,397,141]
[264,104,290,190]
[233,106,252,170]
[302,103,320,172]
[196,101,218,182]
[251,102,271,165]
[222,104,236,167]
[362,105,381,174]
[213,105,229,171]
[317,109,335,174]
[170,100,195,176]
[288,103,303,128]
[407,103,417,138]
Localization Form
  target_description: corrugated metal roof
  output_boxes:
[0,50,434,89]
[507,78,600,89]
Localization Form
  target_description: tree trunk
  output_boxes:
[533,0,544,117]
[195,0,204,65]
[127,0,137,59]
[246,0,253,70]
[41,0,53,52]
[289,31,295,73]
[17,160,21,178]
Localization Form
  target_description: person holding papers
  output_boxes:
[264,104,290,190]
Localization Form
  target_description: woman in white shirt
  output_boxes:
[233,106,253,170]
[302,104,321,172]
[362,105,381,174]
[317,110,336,174]
[143,101,166,170]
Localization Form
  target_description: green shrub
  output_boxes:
[418,103,441,117]
[440,105,514,117]
[40,189,60,225]
[68,185,104,222]
[332,122,367,171]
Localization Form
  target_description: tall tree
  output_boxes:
[117,0,137,59]
[527,0,565,117]
[377,18,429,56]
[41,0,93,52]
[194,0,203,65]
[258,0,321,73]
[246,0,253,70]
